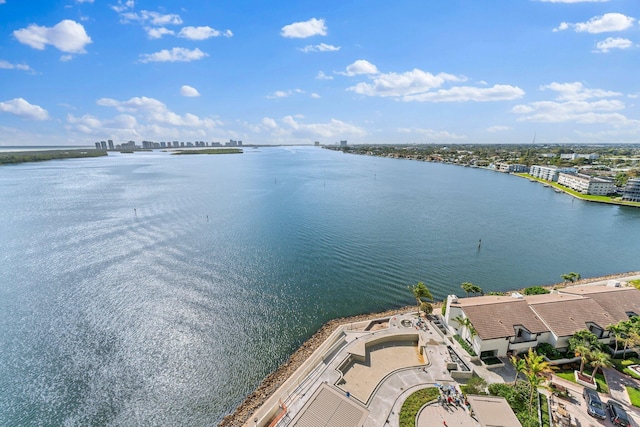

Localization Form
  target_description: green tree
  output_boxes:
[606,323,625,355]
[453,315,477,342]
[573,344,592,376]
[523,286,549,295]
[409,282,433,315]
[561,272,581,284]
[522,348,552,415]
[510,353,527,384]
[461,282,483,297]
[588,349,612,380]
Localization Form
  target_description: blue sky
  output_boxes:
[0,0,638,146]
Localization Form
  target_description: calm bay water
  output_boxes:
[1,146,639,426]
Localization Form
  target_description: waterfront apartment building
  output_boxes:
[622,178,640,202]
[444,284,640,358]
[496,163,528,173]
[557,172,616,196]
[530,165,577,182]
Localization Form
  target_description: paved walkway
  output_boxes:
[417,402,479,427]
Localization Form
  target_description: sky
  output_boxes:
[0,0,639,146]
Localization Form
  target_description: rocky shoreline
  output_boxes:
[217,305,419,426]
[218,271,640,426]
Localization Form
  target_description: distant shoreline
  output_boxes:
[219,271,640,426]
[0,149,107,165]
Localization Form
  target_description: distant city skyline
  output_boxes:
[0,0,639,146]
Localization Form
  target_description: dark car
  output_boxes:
[607,399,631,427]
[583,387,606,419]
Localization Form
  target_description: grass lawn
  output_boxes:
[612,357,640,379]
[555,369,609,393]
[399,387,439,427]
[626,386,640,408]
[514,173,640,208]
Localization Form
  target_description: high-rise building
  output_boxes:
[95,142,101,149]
[108,140,114,150]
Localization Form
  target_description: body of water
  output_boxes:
[1,146,639,425]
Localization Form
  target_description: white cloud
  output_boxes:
[180,85,200,97]
[554,13,635,33]
[310,93,321,99]
[486,126,510,132]
[316,71,333,80]
[299,43,340,53]
[120,10,182,26]
[96,96,218,128]
[178,26,233,40]
[594,37,634,53]
[404,84,525,102]
[347,68,463,96]
[60,54,73,62]
[0,98,49,120]
[0,60,32,71]
[340,59,379,76]
[146,27,174,39]
[540,82,622,101]
[344,63,523,102]
[281,18,327,38]
[512,93,635,123]
[76,0,94,3]
[281,116,366,138]
[397,127,466,140]
[266,89,304,99]
[139,47,208,63]
[111,0,134,13]
[13,20,92,53]
[0,0,6,4]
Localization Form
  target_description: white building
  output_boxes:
[530,165,577,182]
[444,285,640,358]
[622,178,640,202]
[557,173,616,195]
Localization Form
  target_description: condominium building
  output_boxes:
[622,178,640,202]
[529,165,577,182]
[557,172,616,196]
[496,163,528,173]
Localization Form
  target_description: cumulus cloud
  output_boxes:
[540,81,622,100]
[266,89,304,99]
[347,68,463,97]
[13,20,92,53]
[0,98,49,120]
[0,60,32,72]
[120,10,182,26]
[310,93,321,99]
[344,62,523,102]
[146,27,174,39]
[76,0,94,3]
[111,0,134,13]
[512,82,634,124]
[594,37,634,53]
[96,96,218,128]
[281,18,327,38]
[178,26,233,40]
[299,43,340,53]
[249,116,365,141]
[554,13,635,33]
[339,59,379,76]
[180,85,200,97]
[316,71,333,80]
[139,47,208,63]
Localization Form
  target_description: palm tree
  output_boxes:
[510,353,527,384]
[461,282,482,297]
[561,272,581,284]
[606,322,625,355]
[453,315,477,343]
[409,282,433,315]
[574,344,592,376]
[523,348,553,415]
[588,349,612,380]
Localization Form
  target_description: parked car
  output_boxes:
[606,399,631,427]
[583,388,606,419]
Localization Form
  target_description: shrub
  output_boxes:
[453,334,477,357]
[398,387,440,427]
[523,286,550,295]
